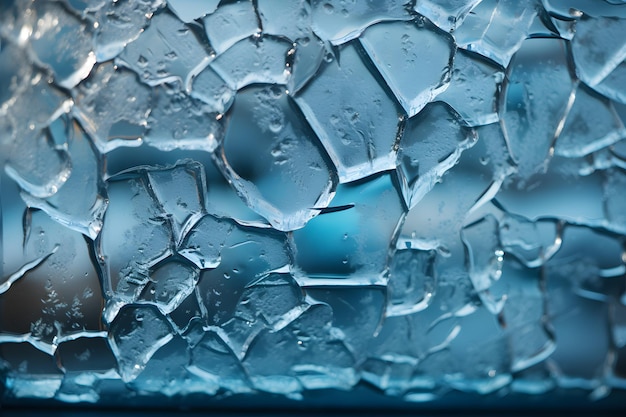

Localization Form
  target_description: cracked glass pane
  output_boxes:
[1,0,626,413]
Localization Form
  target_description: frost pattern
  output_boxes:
[1,0,626,409]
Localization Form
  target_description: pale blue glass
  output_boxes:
[1,0,626,413]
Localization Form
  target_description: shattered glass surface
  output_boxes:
[1,0,626,412]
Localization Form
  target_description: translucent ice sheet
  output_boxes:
[1,0,626,413]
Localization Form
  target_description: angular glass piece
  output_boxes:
[468,122,516,185]
[569,15,626,106]
[194,223,290,325]
[178,214,236,270]
[109,305,174,382]
[1,123,71,200]
[99,172,173,317]
[287,35,326,94]
[257,0,312,43]
[570,16,626,89]
[129,336,193,396]
[398,123,503,254]
[310,0,412,44]
[415,0,483,32]
[202,157,272,228]
[0,210,104,345]
[118,11,210,88]
[499,38,575,185]
[360,20,455,117]
[209,36,291,91]
[462,215,506,314]
[167,0,219,23]
[499,261,554,373]
[202,0,259,55]
[189,66,235,114]
[28,1,95,88]
[235,273,306,329]
[145,83,221,152]
[20,116,107,239]
[73,63,151,153]
[188,330,250,394]
[292,172,405,284]
[243,304,355,395]
[499,216,560,268]
[397,102,477,208]
[146,161,206,243]
[217,317,265,363]
[169,290,203,332]
[495,158,606,229]
[92,0,164,62]
[139,261,199,314]
[453,0,537,67]
[555,84,626,157]
[294,43,402,182]
[437,50,503,126]
[0,64,72,198]
[218,85,337,231]
[305,286,385,361]
[387,249,436,316]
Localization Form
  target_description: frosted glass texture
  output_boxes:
[1,0,626,411]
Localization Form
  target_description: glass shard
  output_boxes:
[73,63,151,153]
[99,172,173,318]
[146,161,206,243]
[287,35,326,94]
[387,249,436,316]
[194,224,290,325]
[218,84,337,231]
[209,36,291,91]
[145,83,222,152]
[310,0,413,45]
[189,66,235,114]
[202,0,259,55]
[118,11,210,88]
[294,43,402,183]
[397,102,477,208]
[20,117,107,239]
[138,261,199,314]
[415,0,483,32]
[453,0,537,67]
[257,0,312,43]
[570,15,626,105]
[29,1,95,88]
[92,0,165,62]
[292,172,405,284]
[109,305,174,382]
[167,0,219,23]
[0,210,104,345]
[360,20,455,117]
[499,38,575,185]
[555,84,626,158]
[437,50,503,127]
